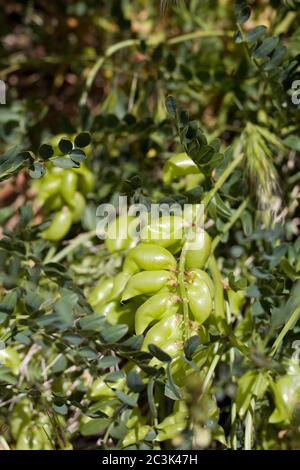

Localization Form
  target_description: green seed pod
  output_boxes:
[110,272,132,300]
[140,215,184,248]
[142,314,183,357]
[121,270,177,301]
[135,291,179,335]
[35,174,62,204]
[270,365,300,423]
[73,164,95,193]
[102,300,136,331]
[185,230,212,269]
[42,206,73,241]
[187,268,215,298]
[163,153,200,184]
[88,277,114,309]
[105,215,137,254]
[70,191,86,223]
[123,243,177,274]
[60,171,78,206]
[186,277,213,325]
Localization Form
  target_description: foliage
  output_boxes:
[0,0,299,451]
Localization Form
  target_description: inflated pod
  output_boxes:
[121,270,177,301]
[135,291,179,335]
[163,153,200,185]
[187,269,215,298]
[105,215,137,254]
[142,314,183,358]
[140,215,184,248]
[123,243,177,274]
[184,230,212,269]
[88,278,115,309]
[186,277,213,325]
[42,206,73,241]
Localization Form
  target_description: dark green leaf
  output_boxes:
[253,37,279,59]
[148,344,172,362]
[165,95,177,119]
[127,371,144,392]
[100,324,128,344]
[39,144,54,160]
[246,26,267,43]
[58,138,73,154]
[165,364,182,400]
[115,391,138,407]
[184,335,200,359]
[75,132,91,148]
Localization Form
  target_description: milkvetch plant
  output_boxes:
[0,0,299,451]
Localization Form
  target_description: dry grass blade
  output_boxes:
[243,122,284,226]
[160,0,182,14]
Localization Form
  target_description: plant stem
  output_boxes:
[244,373,263,450]
[178,245,190,341]
[168,30,234,45]
[80,39,140,106]
[208,256,227,334]
[226,302,237,449]
[47,230,97,264]
[244,406,253,450]
[201,342,223,396]
[202,153,244,209]
[270,307,300,357]
[211,197,250,253]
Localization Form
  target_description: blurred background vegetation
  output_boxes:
[0,0,299,451]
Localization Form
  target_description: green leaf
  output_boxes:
[147,377,157,419]
[127,371,144,392]
[165,95,177,119]
[74,132,91,148]
[236,371,269,417]
[0,366,17,385]
[58,138,73,154]
[264,46,286,70]
[0,290,18,314]
[119,335,143,352]
[184,335,200,359]
[280,258,300,282]
[165,364,182,400]
[69,148,86,164]
[52,403,68,415]
[283,135,300,152]
[0,146,29,181]
[98,356,121,369]
[80,418,110,436]
[39,144,54,160]
[100,324,128,344]
[54,290,78,326]
[51,157,79,168]
[115,391,138,407]
[246,26,267,43]
[241,210,253,236]
[79,314,106,332]
[28,162,45,179]
[253,37,280,59]
[148,344,172,362]
[235,1,251,24]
